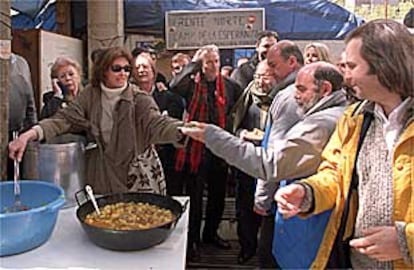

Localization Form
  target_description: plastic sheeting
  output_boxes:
[123,0,363,39]
[13,0,364,40]
[11,0,49,18]
[11,0,56,30]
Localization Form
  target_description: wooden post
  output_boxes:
[0,0,11,179]
[87,0,124,48]
[87,0,124,75]
[56,0,72,36]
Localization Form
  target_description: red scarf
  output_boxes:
[175,73,226,173]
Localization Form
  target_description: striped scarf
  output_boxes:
[175,73,226,173]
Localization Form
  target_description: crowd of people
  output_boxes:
[7,18,413,269]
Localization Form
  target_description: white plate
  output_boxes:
[178,126,202,133]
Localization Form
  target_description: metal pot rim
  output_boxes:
[75,192,185,232]
[27,141,84,151]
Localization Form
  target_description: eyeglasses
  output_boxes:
[110,65,132,73]
[254,73,273,79]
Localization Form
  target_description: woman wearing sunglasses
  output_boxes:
[9,47,186,195]
[40,57,83,120]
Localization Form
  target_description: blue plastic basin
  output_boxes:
[0,180,65,256]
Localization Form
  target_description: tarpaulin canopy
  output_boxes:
[11,0,55,30]
[11,0,49,18]
[123,0,364,40]
[12,0,364,40]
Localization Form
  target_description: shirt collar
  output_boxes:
[373,97,413,125]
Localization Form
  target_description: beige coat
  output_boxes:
[39,84,184,194]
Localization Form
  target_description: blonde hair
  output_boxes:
[133,53,157,83]
[199,44,220,61]
[200,44,219,52]
[50,56,83,94]
[171,53,191,66]
[50,56,82,80]
[304,42,332,63]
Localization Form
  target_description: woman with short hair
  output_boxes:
[40,57,83,119]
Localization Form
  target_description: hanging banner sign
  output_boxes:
[166,8,265,50]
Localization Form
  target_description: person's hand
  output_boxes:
[239,129,248,140]
[192,48,205,63]
[8,129,37,162]
[253,205,270,216]
[350,226,403,261]
[179,121,207,143]
[240,128,264,142]
[156,82,168,92]
[52,78,63,97]
[274,184,306,219]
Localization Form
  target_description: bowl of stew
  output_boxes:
[75,191,187,251]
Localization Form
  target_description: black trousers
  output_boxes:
[235,169,261,255]
[259,214,279,269]
[174,151,228,245]
[157,144,185,196]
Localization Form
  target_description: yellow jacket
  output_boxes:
[301,101,414,269]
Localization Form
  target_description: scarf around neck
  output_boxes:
[175,72,227,173]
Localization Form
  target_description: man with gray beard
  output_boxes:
[269,61,347,268]
[275,19,414,269]
[180,61,347,268]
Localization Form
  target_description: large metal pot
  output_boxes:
[75,190,188,251]
[0,181,65,256]
[22,134,86,208]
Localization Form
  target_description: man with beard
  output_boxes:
[180,61,347,267]
[275,19,414,269]
[267,61,347,268]
[178,41,303,267]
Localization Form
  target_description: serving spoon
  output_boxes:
[3,132,30,213]
[85,185,101,215]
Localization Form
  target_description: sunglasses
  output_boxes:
[110,65,132,73]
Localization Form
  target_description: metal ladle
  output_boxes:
[4,132,30,213]
[85,185,101,215]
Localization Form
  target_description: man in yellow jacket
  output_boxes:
[275,19,413,269]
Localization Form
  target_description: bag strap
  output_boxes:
[338,111,373,238]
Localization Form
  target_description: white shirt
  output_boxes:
[373,97,412,152]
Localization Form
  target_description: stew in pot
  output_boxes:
[84,202,175,230]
